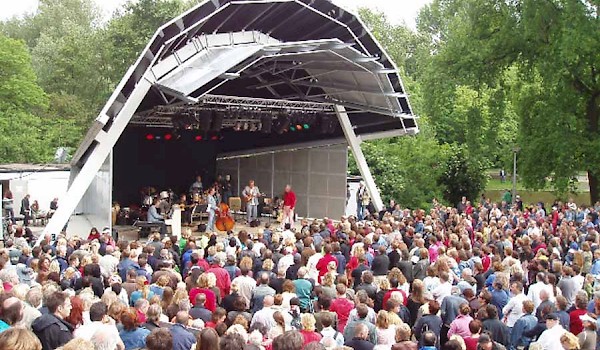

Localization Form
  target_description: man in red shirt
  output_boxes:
[282,184,296,228]
[316,243,337,283]
[329,283,354,332]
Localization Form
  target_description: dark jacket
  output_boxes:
[398,260,414,283]
[189,305,212,322]
[413,259,428,281]
[413,314,443,349]
[482,318,510,345]
[371,255,389,276]
[32,314,74,350]
[345,337,375,350]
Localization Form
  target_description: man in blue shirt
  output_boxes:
[510,300,537,350]
[147,198,167,236]
[170,312,196,350]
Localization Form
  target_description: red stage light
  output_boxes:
[195,135,203,141]
[296,124,302,130]
[164,133,173,141]
[145,134,154,140]
[210,135,219,141]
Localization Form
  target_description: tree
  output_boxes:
[440,144,487,206]
[422,0,600,203]
[0,34,49,163]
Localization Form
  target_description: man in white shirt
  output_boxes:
[503,281,528,328]
[250,295,276,329]
[535,313,566,350]
[99,245,119,277]
[527,272,554,310]
[432,271,453,305]
[231,267,256,307]
[74,302,124,350]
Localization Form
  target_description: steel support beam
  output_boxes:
[39,74,154,244]
[334,104,384,213]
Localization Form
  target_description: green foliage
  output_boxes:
[439,145,487,206]
[0,34,49,163]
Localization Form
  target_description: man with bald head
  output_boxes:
[251,295,276,329]
[170,311,196,350]
[0,296,23,332]
[536,289,557,321]
[251,272,275,312]
[344,322,374,350]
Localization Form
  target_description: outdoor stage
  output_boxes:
[40,0,418,244]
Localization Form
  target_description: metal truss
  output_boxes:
[130,94,335,128]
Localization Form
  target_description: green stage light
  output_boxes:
[303,124,310,129]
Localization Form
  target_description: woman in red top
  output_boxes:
[463,319,483,350]
[300,314,322,346]
[189,272,217,311]
[569,293,589,335]
[87,227,100,241]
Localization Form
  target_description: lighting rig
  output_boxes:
[133,95,338,142]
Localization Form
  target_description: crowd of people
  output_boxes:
[1,195,600,350]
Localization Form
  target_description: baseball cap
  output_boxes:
[545,313,559,320]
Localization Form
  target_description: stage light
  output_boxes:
[249,122,258,132]
[164,133,173,141]
[145,134,154,140]
[290,126,296,132]
[296,124,302,131]
[195,135,203,141]
[233,121,242,131]
[243,122,249,131]
[210,135,219,141]
[275,114,291,134]
[303,124,310,130]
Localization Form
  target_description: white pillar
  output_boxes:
[38,75,154,245]
[334,105,384,212]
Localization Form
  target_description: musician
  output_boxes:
[147,198,167,236]
[20,194,31,226]
[206,187,217,232]
[220,174,233,205]
[189,175,203,194]
[242,180,261,224]
[178,194,192,225]
[281,184,296,227]
[158,191,171,216]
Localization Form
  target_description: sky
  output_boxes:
[0,0,433,29]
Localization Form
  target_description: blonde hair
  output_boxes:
[0,328,42,350]
[61,338,95,350]
[301,313,316,331]
[560,332,580,350]
[322,272,336,287]
[135,276,150,299]
[376,310,391,329]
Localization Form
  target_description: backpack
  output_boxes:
[289,309,301,330]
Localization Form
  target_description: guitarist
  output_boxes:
[242,180,261,224]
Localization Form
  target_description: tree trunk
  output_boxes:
[587,93,600,205]
[589,170,599,205]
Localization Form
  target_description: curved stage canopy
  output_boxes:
[42,0,418,239]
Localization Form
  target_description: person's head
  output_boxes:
[263,295,274,308]
[422,331,437,347]
[354,323,369,340]
[0,297,23,326]
[146,328,173,350]
[89,301,108,322]
[459,303,471,316]
[146,304,162,323]
[176,310,190,326]
[469,319,483,335]
[395,323,412,342]
[560,332,580,350]
[376,310,391,329]
[196,328,220,350]
[580,314,597,331]
[0,328,42,350]
[356,304,369,320]
[220,333,245,350]
[478,334,494,350]
[46,291,71,319]
[90,325,120,350]
[121,307,140,331]
[300,313,316,332]
[523,300,535,315]
[545,313,560,329]
[272,330,303,350]
[576,293,589,310]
